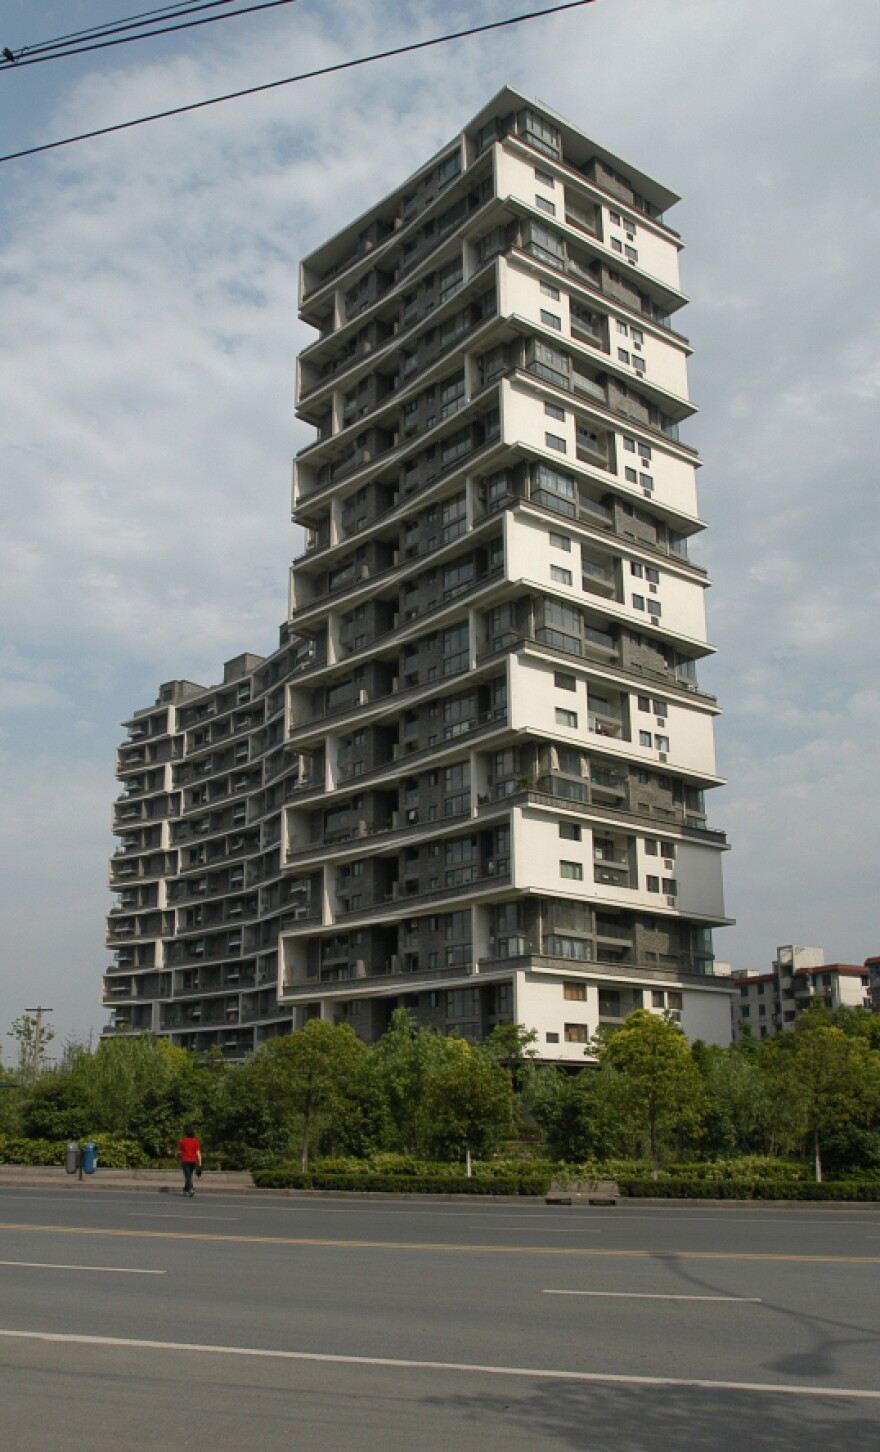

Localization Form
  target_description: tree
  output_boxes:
[371,1008,452,1155]
[598,1011,706,1178]
[423,1040,514,1174]
[7,1015,54,1081]
[528,1063,629,1163]
[484,1022,539,1095]
[760,1020,880,1181]
[238,1020,367,1172]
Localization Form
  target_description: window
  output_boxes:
[554,671,576,691]
[549,531,571,551]
[546,432,567,452]
[546,1031,559,1043]
[625,466,637,483]
[437,149,461,188]
[639,731,652,747]
[624,244,638,262]
[633,357,646,375]
[652,697,667,714]
[551,565,572,585]
[663,878,678,895]
[536,195,556,216]
[647,599,661,618]
[632,594,645,610]
[655,735,669,752]
[555,708,578,728]
[645,839,658,856]
[645,568,660,585]
[544,401,565,421]
[611,237,623,254]
[631,563,644,578]
[540,309,562,331]
[535,167,555,187]
[618,348,630,364]
[540,280,560,299]
[646,875,660,892]
[559,822,582,841]
[564,1023,590,1043]
[623,435,636,451]
[631,328,644,346]
[610,210,621,225]
[564,981,587,1000]
[560,860,583,880]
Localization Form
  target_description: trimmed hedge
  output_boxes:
[252,1168,551,1195]
[619,1176,880,1201]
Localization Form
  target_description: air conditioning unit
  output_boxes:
[658,752,668,762]
[663,859,674,871]
[649,584,658,594]
[656,717,666,727]
[666,895,676,906]
[294,907,309,920]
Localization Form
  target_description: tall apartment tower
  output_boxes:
[278,87,733,1058]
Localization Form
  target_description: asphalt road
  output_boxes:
[0,1187,878,1450]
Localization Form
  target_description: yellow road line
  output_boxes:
[1,1222,879,1264]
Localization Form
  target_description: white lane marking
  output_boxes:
[130,1212,241,1222]
[0,1327,874,1400]
[543,1289,761,1302]
[468,1225,601,1234]
[0,1261,164,1276]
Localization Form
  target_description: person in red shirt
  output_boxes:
[178,1127,202,1198]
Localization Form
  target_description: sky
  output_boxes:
[1,0,878,1055]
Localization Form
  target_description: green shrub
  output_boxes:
[619,1176,880,1201]
[0,1133,149,1169]
[252,1167,551,1195]
[0,1135,65,1166]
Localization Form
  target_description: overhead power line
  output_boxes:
[2,0,300,71]
[9,2,238,58]
[0,0,599,165]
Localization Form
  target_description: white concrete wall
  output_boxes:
[498,260,689,410]
[507,645,720,780]
[623,563,709,645]
[680,986,734,1045]
[674,840,726,920]
[602,204,682,291]
[514,967,733,1059]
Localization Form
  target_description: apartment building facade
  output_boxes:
[104,633,310,1055]
[732,944,874,1040]
[277,88,733,1060]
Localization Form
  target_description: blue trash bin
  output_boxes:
[81,1140,99,1175]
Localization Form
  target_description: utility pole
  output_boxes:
[25,1006,53,1077]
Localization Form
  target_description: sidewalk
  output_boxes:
[0,1165,255,1193]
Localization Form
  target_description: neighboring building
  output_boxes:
[868,957,880,1013]
[731,944,873,1040]
[276,86,733,1059]
[104,632,311,1055]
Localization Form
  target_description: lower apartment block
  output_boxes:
[103,630,313,1056]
